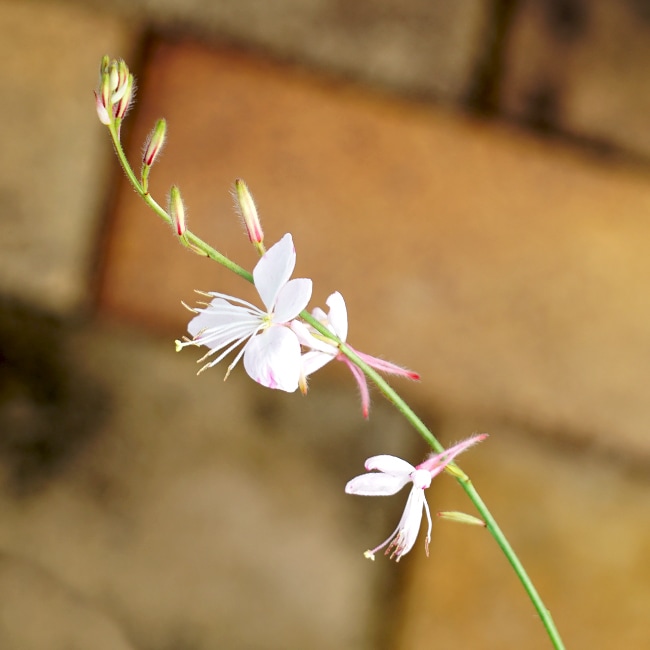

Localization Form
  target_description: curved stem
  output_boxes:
[105,119,565,650]
[337,343,565,650]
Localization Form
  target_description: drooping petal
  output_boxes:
[243,325,302,392]
[325,291,348,341]
[273,278,312,323]
[253,233,296,311]
[345,471,412,496]
[386,487,426,560]
[342,357,371,418]
[354,349,420,381]
[363,486,426,561]
[417,434,488,476]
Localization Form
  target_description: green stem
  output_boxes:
[108,123,253,283]
[105,119,565,650]
[337,344,565,650]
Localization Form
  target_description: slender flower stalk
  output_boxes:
[95,56,566,650]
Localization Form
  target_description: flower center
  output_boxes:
[411,469,432,490]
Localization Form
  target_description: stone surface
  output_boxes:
[67,0,491,100]
[0,321,417,650]
[395,418,650,649]
[499,0,650,156]
[0,554,135,650]
[0,0,136,314]
[100,41,650,463]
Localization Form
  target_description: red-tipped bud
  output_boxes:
[112,59,130,102]
[113,72,134,120]
[233,179,264,253]
[143,119,166,167]
[169,185,186,237]
[437,511,486,527]
[95,57,134,126]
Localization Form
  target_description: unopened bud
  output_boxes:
[113,72,134,121]
[169,185,186,236]
[437,511,485,527]
[143,119,167,167]
[112,59,130,103]
[94,90,111,125]
[233,179,264,253]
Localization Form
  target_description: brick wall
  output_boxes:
[1,1,650,648]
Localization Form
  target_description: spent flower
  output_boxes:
[292,291,419,417]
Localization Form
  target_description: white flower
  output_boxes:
[345,434,487,561]
[176,233,311,392]
[292,291,419,417]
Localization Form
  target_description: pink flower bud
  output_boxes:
[94,90,111,125]
[169,185,186,236]
[233,179,264,250]
[113,72,134,121]
[143,119,167,167]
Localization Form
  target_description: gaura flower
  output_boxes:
[345,434,487,561]
[292,291,419,418]
[175,233,311,392]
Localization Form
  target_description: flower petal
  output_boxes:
[389,487,426,560]
[187,298,261,346]
[300,349,335,376]
[273,278,312,323]
[364,455,416,475]
[254,233,296,311]
[354,349,419,381]
[345,471,411,496]
[325,291,348,341]
[291,320,337,355]
[342,358,371,418]
[243,325,301,392]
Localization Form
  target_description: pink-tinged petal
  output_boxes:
[353,348,420,381]
[243,325,301,392]
[416,434,488,476]
[342,357,371,418]
[325,292,348,341]
[364,455,415,475]
[273,278,312,323]
[345,471,411,496]
[254,233,296,311]
[94,91,111,125]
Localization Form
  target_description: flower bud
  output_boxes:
[169,185,186,237]
[113,72,134,121]
[143,119,167,167]
[111,59,130,103]
[437,511,486,527]
[233,179,264,253]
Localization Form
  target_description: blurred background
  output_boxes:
[1,0,650,648]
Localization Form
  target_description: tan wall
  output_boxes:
[1,1,649,648]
